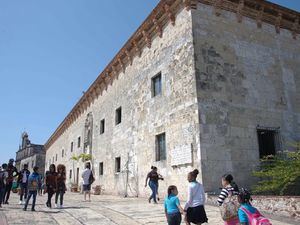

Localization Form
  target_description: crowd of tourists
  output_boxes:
[145,166,272,225]
[1,158,271,224]
[0,159,95,212]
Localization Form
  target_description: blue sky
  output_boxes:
[0,0,299,165]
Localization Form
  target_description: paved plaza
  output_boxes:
[0,192,297,225]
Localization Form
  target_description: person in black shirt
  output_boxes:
[145,166,163,204]
[3,159,18,204]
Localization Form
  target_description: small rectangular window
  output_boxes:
[62,149,64,158]
[152,72,162,97]
[155,133,166,161]
[56,154,58,162]
[115,107,122,125]
[100,119,105,134]
[257,128,279,158]
[69,169,72,179]
[115,157,121,173]
[99,162,104,175]
[71,142,74,152]
[78,136,81,148]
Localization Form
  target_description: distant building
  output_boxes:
[15,132,45,174]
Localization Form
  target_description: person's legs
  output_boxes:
[60,192,64,206]
[24,191,33,210]
[20,183,24,201]
[4,182,12,203]
[55,192,59,205]
[31,191,37,211]
[24,184,28,201]
[0,187,4,207]
[149,181,157,203]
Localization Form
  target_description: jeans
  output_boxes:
[55,191,65,206]
[24,190,37,210]
[20,183,28,201]
[0,187,5,206]
[167,212,182,225]
[3,182,12,203]
[149,181,158,203]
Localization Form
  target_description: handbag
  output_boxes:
[219,190,240,221]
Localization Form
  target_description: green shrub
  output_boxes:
[252,142,300,196]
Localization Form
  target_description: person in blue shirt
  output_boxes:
[164,185,184,225]
[237,188,256,225]
[23,166,41,211]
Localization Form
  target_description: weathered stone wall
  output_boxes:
[46,8,201,199]
[19,153,46,175]
[192,3,300,192]
[207,195,300,220]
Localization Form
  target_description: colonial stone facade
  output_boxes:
[16,132,45,174]
[45,0,300,197]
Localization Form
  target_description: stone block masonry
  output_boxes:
[45,0,300,199]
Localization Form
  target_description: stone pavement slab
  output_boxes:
[0,192,297,225]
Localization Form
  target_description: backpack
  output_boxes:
[219,190,240,221]
[89,171,95,185]
[240,206,272,225]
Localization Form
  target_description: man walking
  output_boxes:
[23,166,41,211]
[3,159,18,204]
[18,164,30,205]
[82,163,94,202]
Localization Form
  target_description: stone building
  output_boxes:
[16,132,45,174]
[45,0,300,197]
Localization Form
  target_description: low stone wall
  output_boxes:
[206,195,300,220]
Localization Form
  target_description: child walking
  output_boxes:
[164,185,184,225]
[238,188,272,225]
[23,166,41,211]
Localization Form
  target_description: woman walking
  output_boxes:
[184,169,208,225]
[145,166,163,204]
[217,174,240,225]
[45,164,57,208]
[55,164,66,208]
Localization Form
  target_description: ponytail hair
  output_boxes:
[189,169,199,181]
[222,174,239,192]
[167,185,177,197]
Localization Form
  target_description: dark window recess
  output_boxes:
[100,119,105,134]
[69,169,72,179]
[56,154,58,162]
[115,157,121,173]
[155,133,166,161]
[62,149,64,158]
[99,162,104,175]
[71,142,74,152]
[78,137,81,148]
[257,129,279,158]
[152,72,162,97]
[115,107,122,125]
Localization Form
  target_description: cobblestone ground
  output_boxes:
[0,192,297,225]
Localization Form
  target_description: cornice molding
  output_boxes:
[44,0,300,150]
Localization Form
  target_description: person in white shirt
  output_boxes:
[82,163,93,202]
[184,169,208,225]
[18,164,30,205]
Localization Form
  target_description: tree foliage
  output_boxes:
[252,142,300,195]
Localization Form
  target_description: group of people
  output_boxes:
[146,167,271,225]
[0,159,67,211]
